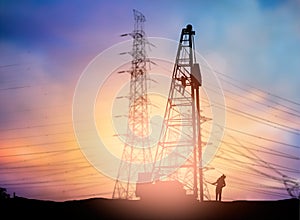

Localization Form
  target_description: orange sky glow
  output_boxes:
[1,58,298,202]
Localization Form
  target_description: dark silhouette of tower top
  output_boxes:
[183,24,195,35]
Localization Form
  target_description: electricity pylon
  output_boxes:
[112,9,153,199]
[152,24,206,201]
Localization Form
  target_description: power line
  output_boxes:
[217,124,300,149]
[213,68,300,107]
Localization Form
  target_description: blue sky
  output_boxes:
[1,0,299,99]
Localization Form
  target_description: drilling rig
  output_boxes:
[136,24,206,202]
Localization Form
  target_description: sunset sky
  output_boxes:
[1,0,299,202]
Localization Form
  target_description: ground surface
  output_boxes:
[1,197,299,220]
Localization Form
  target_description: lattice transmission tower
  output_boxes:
[112,9,153,199]
[152,24,207,202]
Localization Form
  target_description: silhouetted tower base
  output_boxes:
[153,24,205,201]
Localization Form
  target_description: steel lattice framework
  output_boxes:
[152,24,208,201]
[112,9,153,199]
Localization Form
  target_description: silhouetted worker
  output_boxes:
[180,76,186,88]
[213,174,226,201]
[176,76,187,94]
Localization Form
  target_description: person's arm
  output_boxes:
[213,178,220,185]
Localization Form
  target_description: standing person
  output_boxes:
[213,174,226,201]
